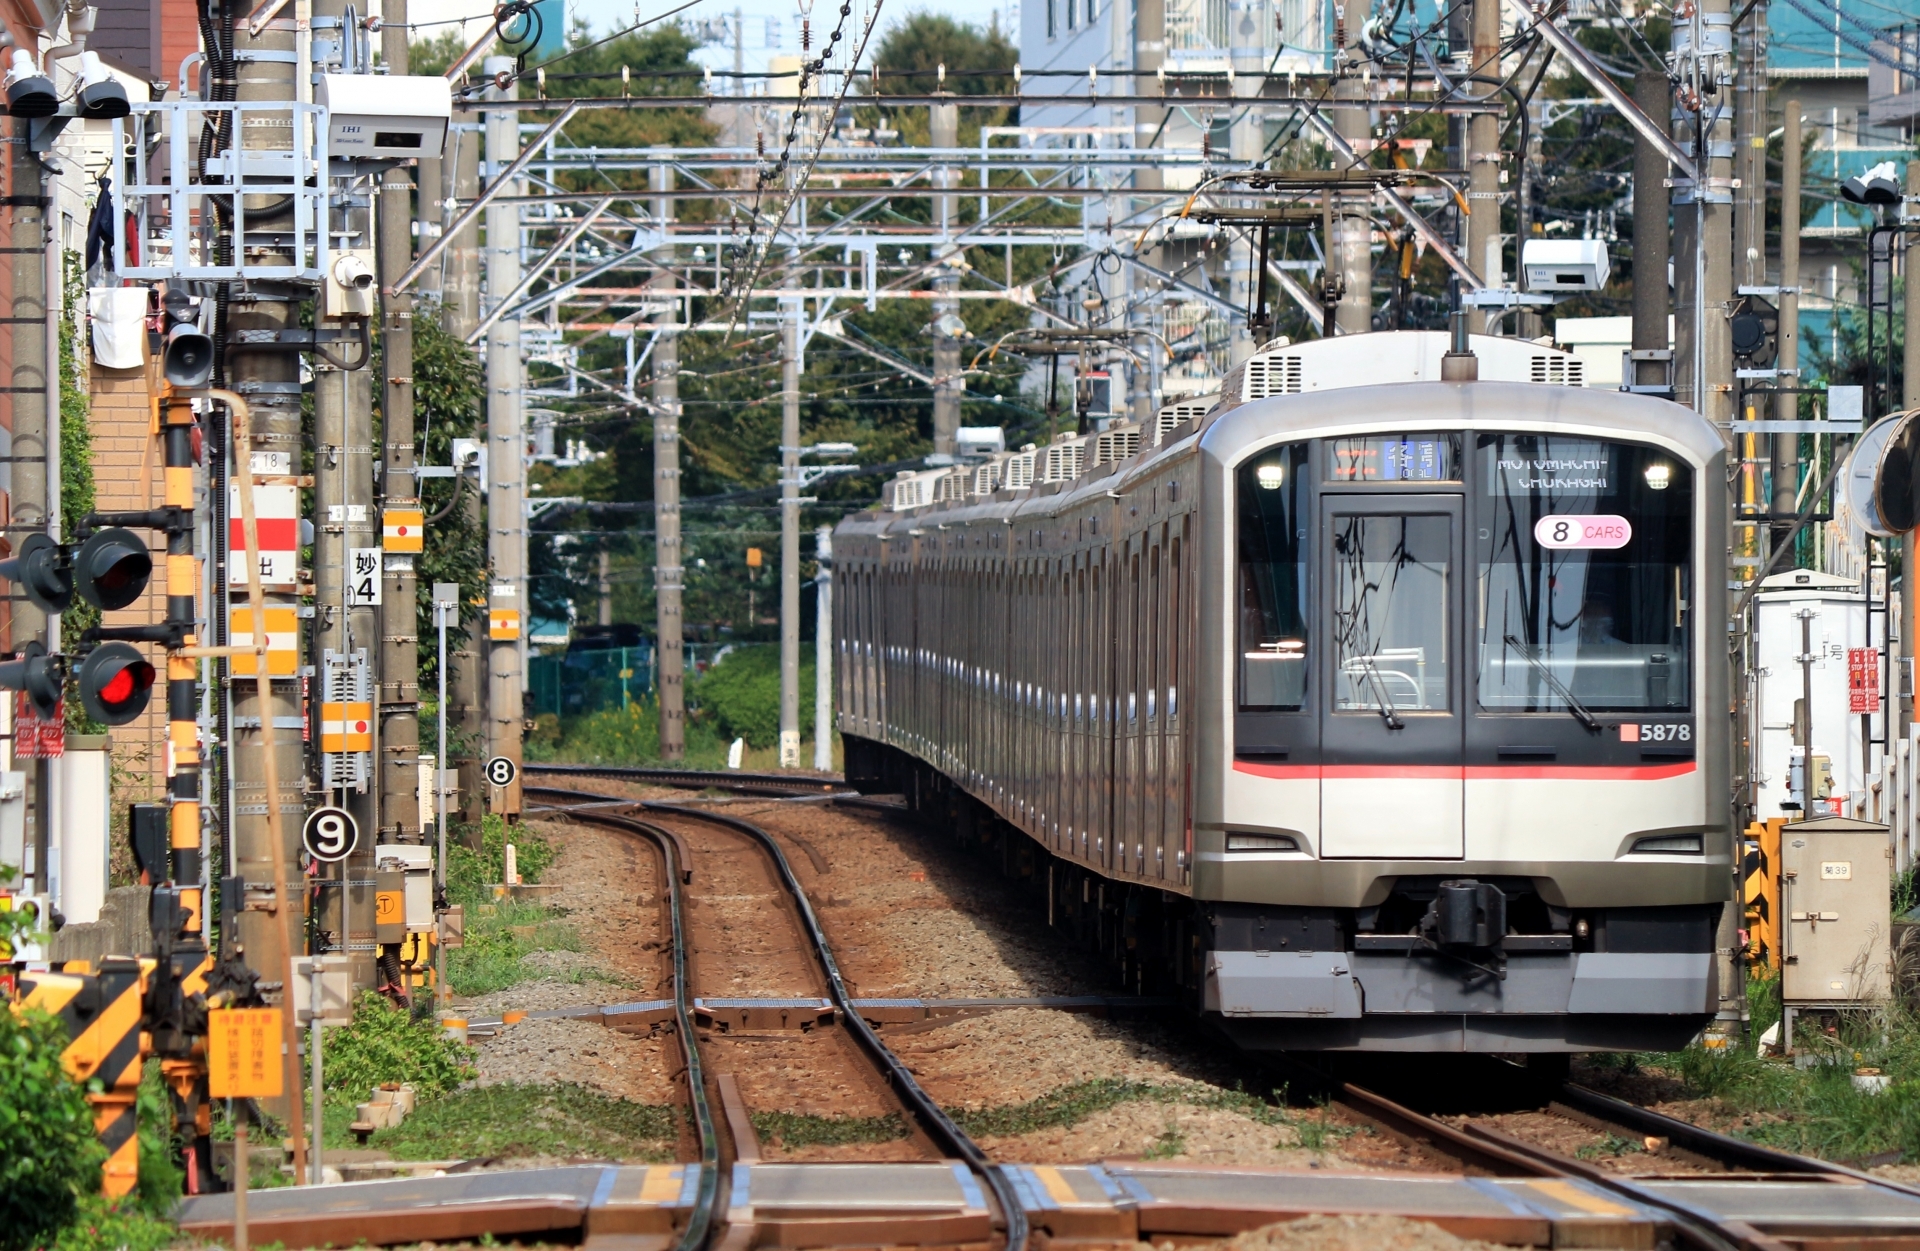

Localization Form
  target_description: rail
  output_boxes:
[525,785,1027,1251]
[523,762,846,797]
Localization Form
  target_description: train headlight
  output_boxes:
[1256,463,1286,490]
[1644,463,1672,490]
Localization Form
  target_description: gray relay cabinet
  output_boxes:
[1780,816,1893,1050]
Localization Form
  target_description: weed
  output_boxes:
[1575,1133,1645,1160]
[750,1111,908,1149]
[322,992,476,1099]
[1143,1122,1187,1160]
[1290,1099,1350,1152]
[447,815,556,907]
[952,1078,1286,1138]
[49,1195,177,1251]
[370,1083,676,1162]
[446,897,585,996]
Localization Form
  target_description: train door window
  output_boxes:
[1237,443,1311,709]
[1330,513,1452,711]
[1474,436,1692,712]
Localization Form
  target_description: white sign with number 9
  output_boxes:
[303,806,359,863]
[1533,514,1633,550]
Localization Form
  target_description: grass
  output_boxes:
[366,1083,677,1162]
[1606,973,1920,1164]
[750,1110,908,1149]
[445,897,586,997]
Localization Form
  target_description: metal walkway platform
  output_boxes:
[172,1159,1920,1248]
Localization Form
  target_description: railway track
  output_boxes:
[1324,1066,1920,1251]
[524,784,1028,1251]
[523,762,846,797]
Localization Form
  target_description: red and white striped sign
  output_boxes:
[228,484,300,589]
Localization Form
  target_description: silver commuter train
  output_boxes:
[832,330,1729,1053]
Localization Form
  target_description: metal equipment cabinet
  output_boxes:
[1780,815,1893,1049]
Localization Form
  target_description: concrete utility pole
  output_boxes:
[651,149,685,760]
[378,0,422,862]
[779,274,802,768]
[1133,0,1166,426]
[1631,70,1672,389]
[229,2,306,1120]
[1227,0,1263,362]
[1671,0,1736,423]
[441,104,483,823]
[10,104,48,890]
[814,527,831,771]
[313,0,379,988]
[1735,7,1768,290]
[484,58,525,814]
[1901,157,1919,738]
[930,99,960,456]
[1773,103,1801,540]
[1468,0,1504,313]
[1333,74,1373,335]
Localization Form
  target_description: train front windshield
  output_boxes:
[1235,434,1691,714]
[1476,435,1691,712]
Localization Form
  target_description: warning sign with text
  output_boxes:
[1849,648,1881,714]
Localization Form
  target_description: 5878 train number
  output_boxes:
[1619,722,1691,743]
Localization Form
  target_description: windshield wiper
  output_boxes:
[1502,634,1600,732]
[1354,658,1406,730]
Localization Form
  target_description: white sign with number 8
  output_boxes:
[1534,514,1634,550]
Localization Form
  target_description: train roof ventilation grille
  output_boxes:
[1529,354,1585,387]
[1003,449,1036,489]
[1245,354,1304,399]
[1040,436,1087,483]
[1092,425,1140,466]
[1155,399,1214,443]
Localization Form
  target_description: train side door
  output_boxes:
[1319,495,1465,858]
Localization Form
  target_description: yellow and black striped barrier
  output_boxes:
[15,956,154,1196]
[1744,817,1785,973]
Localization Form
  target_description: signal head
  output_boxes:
[77,642,154,727]
[0,532,73,613]
[0,641,65,719]
[74,527,152,611]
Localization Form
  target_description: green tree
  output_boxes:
[0,1008,107,1251]
[412,305,488,685]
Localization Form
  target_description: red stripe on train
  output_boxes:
[1232,761,1697,781]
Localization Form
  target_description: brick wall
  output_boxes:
[89,361,167,807]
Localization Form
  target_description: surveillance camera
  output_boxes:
[332,253,375,291]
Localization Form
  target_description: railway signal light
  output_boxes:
[0,641,65,718]
[77,642,155,726]
[73,527,153,611]
[0,532,74,613]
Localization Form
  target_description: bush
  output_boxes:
[0,1008,106,1251]
[690,646,814,749]
[322,992,475,1100]
[446,814,555,907]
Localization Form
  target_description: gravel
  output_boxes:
[468,1016,679,1105]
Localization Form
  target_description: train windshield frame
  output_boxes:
[1234,433,1692,716]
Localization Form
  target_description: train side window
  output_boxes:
[1236,443,1311,710]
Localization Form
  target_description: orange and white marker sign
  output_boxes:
[321,700,373,753]
[229,606,299,677]
[489,608,521,641]
[382,507,425,552]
